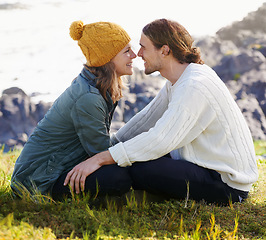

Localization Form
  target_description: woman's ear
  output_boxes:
[161,45,170,56]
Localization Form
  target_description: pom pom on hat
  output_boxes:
[70,21,131,67]
[69,20,84,40]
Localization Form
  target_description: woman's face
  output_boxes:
[111,43,136,77]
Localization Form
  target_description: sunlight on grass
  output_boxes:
[0,142,265,239]
[0,213,56,240]
[254,141,266,156]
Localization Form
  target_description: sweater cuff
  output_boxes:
[108,142,132,167]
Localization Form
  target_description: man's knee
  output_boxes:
[111,166,132,193]
[92,165,132,196]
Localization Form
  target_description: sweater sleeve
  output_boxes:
[109,80,216,167]
[114,84,169,142]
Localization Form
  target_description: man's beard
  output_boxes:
[145,68,156,75]
[144,63,160,75]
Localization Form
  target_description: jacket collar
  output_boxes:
[81,67,97,88]
[80,66,116,114]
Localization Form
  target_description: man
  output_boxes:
[65,19,258,204]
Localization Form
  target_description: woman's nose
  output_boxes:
[131,50,137,59]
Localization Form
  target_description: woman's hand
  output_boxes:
[64,150,115,194]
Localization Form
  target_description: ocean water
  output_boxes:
[0,0,142,103]
[1,0,263,102]
[0,0,85,102]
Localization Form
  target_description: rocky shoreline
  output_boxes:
[0,3,266,151]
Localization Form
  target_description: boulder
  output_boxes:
[238,65,266,115]
[216,3,266,46]
[195,37,239,67]
[236,98,266,140]
[0,87,52,151]
[257,46,266,57]
[213,50,265,81]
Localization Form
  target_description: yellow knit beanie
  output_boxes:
[69,21,131,67]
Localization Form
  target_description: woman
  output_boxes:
[11,20,136,200]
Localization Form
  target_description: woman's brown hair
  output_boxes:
[143,19,204,65]
[85,62,124,103]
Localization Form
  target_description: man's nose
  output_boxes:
[137,49,142,57]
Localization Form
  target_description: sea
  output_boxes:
[0,0,264,103]
[0,0,143,103]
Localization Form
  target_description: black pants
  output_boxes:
[52,155,248,204]
[129,155,248,204]
[51,164,132,201]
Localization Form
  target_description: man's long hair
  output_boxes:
[143,19,204,65]
[85,62,124,103]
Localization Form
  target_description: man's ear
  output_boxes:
[161,45,170,56]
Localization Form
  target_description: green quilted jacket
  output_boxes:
[11,67,117,195]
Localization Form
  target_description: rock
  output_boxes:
[224,64,266,140]
[216,3,266,46]
[213,50,265,82]
[235,64,266,115]
[112,105,124,122]
[117,68,165,123]
[256,46,266,57]
[0,87,52,151]
[110,121,125,133]
[236,98,266,140]
[195,37,239,67]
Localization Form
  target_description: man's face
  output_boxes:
[137,34,162,75]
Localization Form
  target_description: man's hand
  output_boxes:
[64,150,115,194]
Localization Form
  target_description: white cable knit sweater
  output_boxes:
[109,63,258,191]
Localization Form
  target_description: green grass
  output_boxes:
[0,142,265,240]
[254,140,266,156]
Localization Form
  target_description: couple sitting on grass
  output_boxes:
[11,19,258,205]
